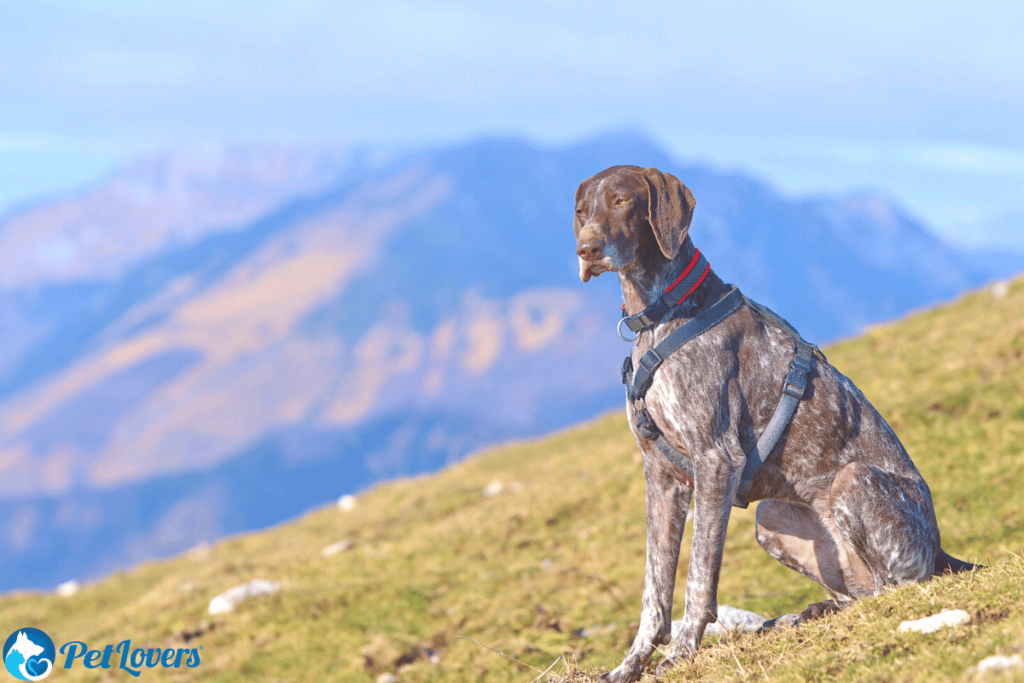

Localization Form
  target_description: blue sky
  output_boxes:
[2,0,1023,248]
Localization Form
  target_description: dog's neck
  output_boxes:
[618,235,728,319]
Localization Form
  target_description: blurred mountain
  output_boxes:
[0,133,1020,591]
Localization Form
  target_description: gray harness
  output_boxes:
[621,285,822,508]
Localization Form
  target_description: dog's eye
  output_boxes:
[575,208,584,215]
[615,197,628,206]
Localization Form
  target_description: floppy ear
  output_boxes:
[641,168,696,259]
[573,177,593,235]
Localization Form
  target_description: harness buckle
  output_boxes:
[634,399,660,440]
[790,353,813,373]
[638,348,663,373]
[782,365,808,399]
[783,380,806,399]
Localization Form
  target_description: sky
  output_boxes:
[2,0,1023,248]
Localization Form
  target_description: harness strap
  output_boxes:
[651,434,695,489]
[621,288,819,509]
[627,286,745,402]
[733,340,814,508]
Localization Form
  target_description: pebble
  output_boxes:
[337,495,357,511]
[208,579,281,615]
[482,481,522,497]
[55,580,80,597]
[970,653,1023,674]
[321,539,354,557]
[898,608,971,634]
[992,281,1009,299]
[376,673,398,683]
[187,542,212,559]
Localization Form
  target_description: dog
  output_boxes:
[574,165,977,682]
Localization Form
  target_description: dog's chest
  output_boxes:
[630,331,729,442]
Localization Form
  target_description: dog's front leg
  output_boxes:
[661,446,739,670]
[601,455,692,683]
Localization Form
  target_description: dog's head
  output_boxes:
[574,165,696,282]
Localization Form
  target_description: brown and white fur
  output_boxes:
[574,165,977,682]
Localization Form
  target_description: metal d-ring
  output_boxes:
[617,317,638,342]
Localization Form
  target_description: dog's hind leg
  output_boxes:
[755,499,858,630]
[755,499,855,601]
[829,462,940,591]
[758,462,943,631]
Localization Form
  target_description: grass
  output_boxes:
[0,275,1022,682]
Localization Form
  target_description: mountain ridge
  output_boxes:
[0,132,1020,591]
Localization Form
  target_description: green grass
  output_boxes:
[1,276,1022,682]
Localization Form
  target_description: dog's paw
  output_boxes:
[655,654,686,675]
[599,658,643,683]
[756,613,800,633]
[670,622,703,657]
[654,637,697,675]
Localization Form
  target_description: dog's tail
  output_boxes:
[935,549,983,575]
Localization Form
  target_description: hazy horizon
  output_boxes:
[2,0,1023,249]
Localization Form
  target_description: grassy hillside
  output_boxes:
[1,275,1022,682]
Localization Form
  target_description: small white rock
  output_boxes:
[482,481,521,497]
[376,673,398,683]
[992,281,1009,299]
[337,494,357,511]
[187,541,212,559]
[208,579,281,615]
[671,605,764,639]
[971,653,1023,674]
[540,559,554,570]
[321,539,353,557]
[898,608,971,634]
[55,580,80,597]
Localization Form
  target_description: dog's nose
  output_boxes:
[576,238,605,261]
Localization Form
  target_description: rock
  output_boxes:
[208,579,281,615]
[573,622,618,638]
[187,542,212,559]
[482,481,522,497]
[376,673,398,683]
[540,559,554,570]
[338,494,357,511]
[898,608,971,634]
[671,605,765,640]
[321,539,354,557]
[992,281,1010,299]
[55,580,80,597]
[969,653,1023,674]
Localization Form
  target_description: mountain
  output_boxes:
[0,133,1020,591]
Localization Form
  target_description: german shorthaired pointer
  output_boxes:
[574,165,977,682]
